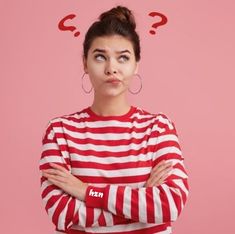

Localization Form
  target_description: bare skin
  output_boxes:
[42,163,88,200]
[83,35,138,116]
[145,160,173,187]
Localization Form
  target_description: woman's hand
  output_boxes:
[146,160,173,187]
[41,163,88,201]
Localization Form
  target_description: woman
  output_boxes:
[40,5,189,234]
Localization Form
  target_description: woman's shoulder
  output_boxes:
[136,106,173,121]
[136,106,175,130]
[47,107,89,123]
[42,109,85,132]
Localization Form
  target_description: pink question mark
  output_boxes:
[58,14,80,37]
[148,12,168,35]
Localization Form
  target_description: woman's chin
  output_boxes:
[97,89,126,97]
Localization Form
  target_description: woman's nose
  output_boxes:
[105,60,117,75]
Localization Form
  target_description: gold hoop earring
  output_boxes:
[81,72,93,94]
[128,74,142,94]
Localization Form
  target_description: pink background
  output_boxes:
[1,0,234,233]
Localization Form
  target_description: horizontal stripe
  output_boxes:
[77,174,149,184]
[154,146,182,157]
[70,152,153,164]
[68,145,156,157]
[67,140,151,152]
[71,167,151,177]
[39,106,189,233]
[70,160,152,170]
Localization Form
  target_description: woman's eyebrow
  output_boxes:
[92,49,131,54]
[92,49,105,53]
[117,49,131,54]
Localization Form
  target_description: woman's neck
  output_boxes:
[90,96,131,117]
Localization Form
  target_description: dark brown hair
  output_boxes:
[83,5,141,61]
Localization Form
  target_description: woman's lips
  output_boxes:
[106,79,121,83]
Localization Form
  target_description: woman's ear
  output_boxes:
[83,56,88,73]
[134,62,139,74]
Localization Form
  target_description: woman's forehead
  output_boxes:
[89,35,134,53]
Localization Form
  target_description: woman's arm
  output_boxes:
[40,115,189,230]
[39,121,135,232]
[42,158,173,201]
[84,117,189,224]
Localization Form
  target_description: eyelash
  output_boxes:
[94,54,130,62]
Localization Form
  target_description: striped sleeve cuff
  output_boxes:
[85,185,109,209]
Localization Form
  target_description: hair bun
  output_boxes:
[99,5,136,30]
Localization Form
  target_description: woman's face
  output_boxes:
[83,34,139,97]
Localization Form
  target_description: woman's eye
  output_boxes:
[94,54,105,61]
[119,55,130,62]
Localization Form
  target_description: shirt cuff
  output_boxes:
[85,185,109,209]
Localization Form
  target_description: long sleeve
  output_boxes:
[39,121,133,232]
[84,115,189,224]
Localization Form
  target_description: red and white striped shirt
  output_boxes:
[39,105,189,234]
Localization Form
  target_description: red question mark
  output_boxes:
[58,14,80,37]
[148,12,168,35]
